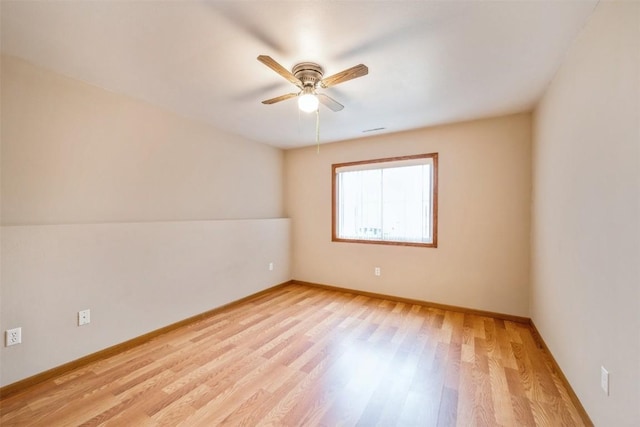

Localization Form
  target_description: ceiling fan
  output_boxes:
[257,55,368,113]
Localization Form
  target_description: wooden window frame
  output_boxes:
[331,153,438,248]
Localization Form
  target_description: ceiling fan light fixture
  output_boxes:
[258,55,368,113]
[298,87,319,113]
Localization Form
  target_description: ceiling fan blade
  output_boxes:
[261,92,298,105]
[320,64,368,88]
[317,93,344,112]
[257,55,303,89]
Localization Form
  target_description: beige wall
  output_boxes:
[1,219,290,386]
[531,2,640,425]
[1,55,283,224]
[285,113,531,316]
[0,56,290,386]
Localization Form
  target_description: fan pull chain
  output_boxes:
[316,108,320,153]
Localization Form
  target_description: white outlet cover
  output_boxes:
[6,327,22,346]
[78,309,91,326]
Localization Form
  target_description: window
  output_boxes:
[332,153,438,247]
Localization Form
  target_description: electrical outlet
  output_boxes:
[5,327,22,346]
[374,267,381,276]
[601,366,609,395]
[78,309,91,326]
[269,262,274,271]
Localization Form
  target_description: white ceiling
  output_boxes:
[1,1,598,149]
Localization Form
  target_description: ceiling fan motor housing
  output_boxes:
[292,62,324,88]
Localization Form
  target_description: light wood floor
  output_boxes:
[1,283,588,426]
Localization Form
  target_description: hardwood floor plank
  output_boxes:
[511,394,537,426]
[437,386,459,427]
[488,356,518,426]
[317,347,389,426]
[221,370,306,427]
[0,284,590,426]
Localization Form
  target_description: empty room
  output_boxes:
[0,1,638,426]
